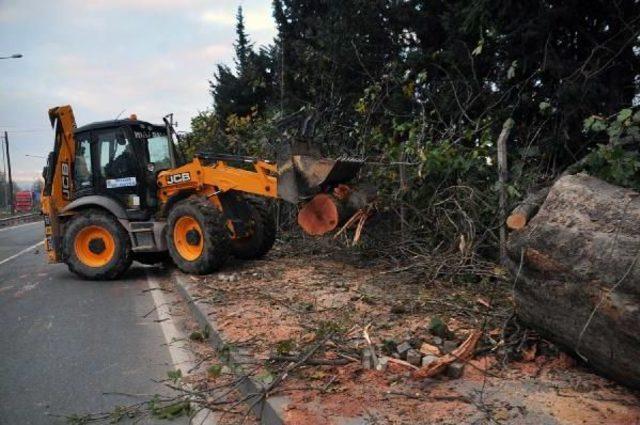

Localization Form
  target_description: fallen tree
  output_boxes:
[506,173,640,389]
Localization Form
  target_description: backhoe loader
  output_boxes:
[41,105,363,279]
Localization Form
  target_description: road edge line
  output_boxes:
[144,271,217,425]
[0,241,44,266]
[172,271,288,425]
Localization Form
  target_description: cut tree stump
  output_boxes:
[506,173,640,389]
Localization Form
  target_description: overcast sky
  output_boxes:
[0,0,276,186]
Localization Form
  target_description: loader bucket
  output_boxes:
[277,154,363,203]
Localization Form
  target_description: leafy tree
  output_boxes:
[191,0,640,253]
[210,7,274,125]
[233,6,251,74]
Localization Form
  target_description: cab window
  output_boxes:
[74,136,92,188]
[147,135,173,171]
[98,130,137,179]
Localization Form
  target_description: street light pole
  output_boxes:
[4,132,14,215]
[1,53,22,213]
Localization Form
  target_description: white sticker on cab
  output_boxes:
[106,177,137,189]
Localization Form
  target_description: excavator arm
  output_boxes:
[42,105,77,263]
[156,156,278,205]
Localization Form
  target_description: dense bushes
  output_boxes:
[186,1,640,258]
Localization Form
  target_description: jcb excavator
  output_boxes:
[41,105,363,279]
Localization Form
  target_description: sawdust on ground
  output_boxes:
[186,243,640,425]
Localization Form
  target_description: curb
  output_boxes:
[172,272,289,425]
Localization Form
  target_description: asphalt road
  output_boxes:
[0,221,192,424]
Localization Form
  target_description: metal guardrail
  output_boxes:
[0,212,40,226]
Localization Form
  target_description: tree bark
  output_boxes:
[497,118,514,262]
[506,173,640,389]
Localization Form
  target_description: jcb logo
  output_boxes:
[167,172,191,185]
[61,162,70,200]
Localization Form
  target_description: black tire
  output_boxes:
[63,209,133,280]
[166,198,230,274]
[230,197,277,260]
[133,251,170,265]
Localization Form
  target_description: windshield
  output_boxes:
[147,135,173,171]
[132,126,174,172]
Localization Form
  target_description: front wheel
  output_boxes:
[230,197,277,260]
[166,198,230,275]
[63,209,132,280]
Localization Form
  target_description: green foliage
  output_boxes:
[209,6,273,125]
[217,342,236,363]
[189,0,640,256]
[381,339,398,355]
[256,370,275,384]
[316,320,345,338]
[166,369,182,383]
[428,317,451,338]
[189,325,210,341]
[150,395,190,420]
[207,364,222,378]
[275,338,295,355]
[583,108,640,191]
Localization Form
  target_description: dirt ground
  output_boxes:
[185,240,640,425]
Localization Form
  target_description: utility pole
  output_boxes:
[4,132,14,215]
[0,133,5,209]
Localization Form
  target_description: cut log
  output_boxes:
[506,173,640,389]
[506,187,550,230]
[298,186,375,237]
[298,193,351,236]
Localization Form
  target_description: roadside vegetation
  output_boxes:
[183,0,640,265]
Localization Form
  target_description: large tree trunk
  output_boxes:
[506,173,640,389]
[297,193,352,236]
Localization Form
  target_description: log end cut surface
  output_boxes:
[506,213,527,230]
[298,194,340,236]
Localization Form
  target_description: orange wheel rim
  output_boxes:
[74,225,116,268]
[174,216,204,261]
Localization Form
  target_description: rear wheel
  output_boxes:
[230,197,276,260]
[63,209,132,280]
[167,198,230,274]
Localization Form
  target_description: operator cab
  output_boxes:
[72,116,183,220]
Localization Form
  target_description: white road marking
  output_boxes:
[145,272,217,425]
[145,273,193,368]
[0,221,41,233]
[0,241,44,267]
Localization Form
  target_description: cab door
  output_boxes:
[72,132,95,199]
[94,128,148,219]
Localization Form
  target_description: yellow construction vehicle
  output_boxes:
[41,105,363,279]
